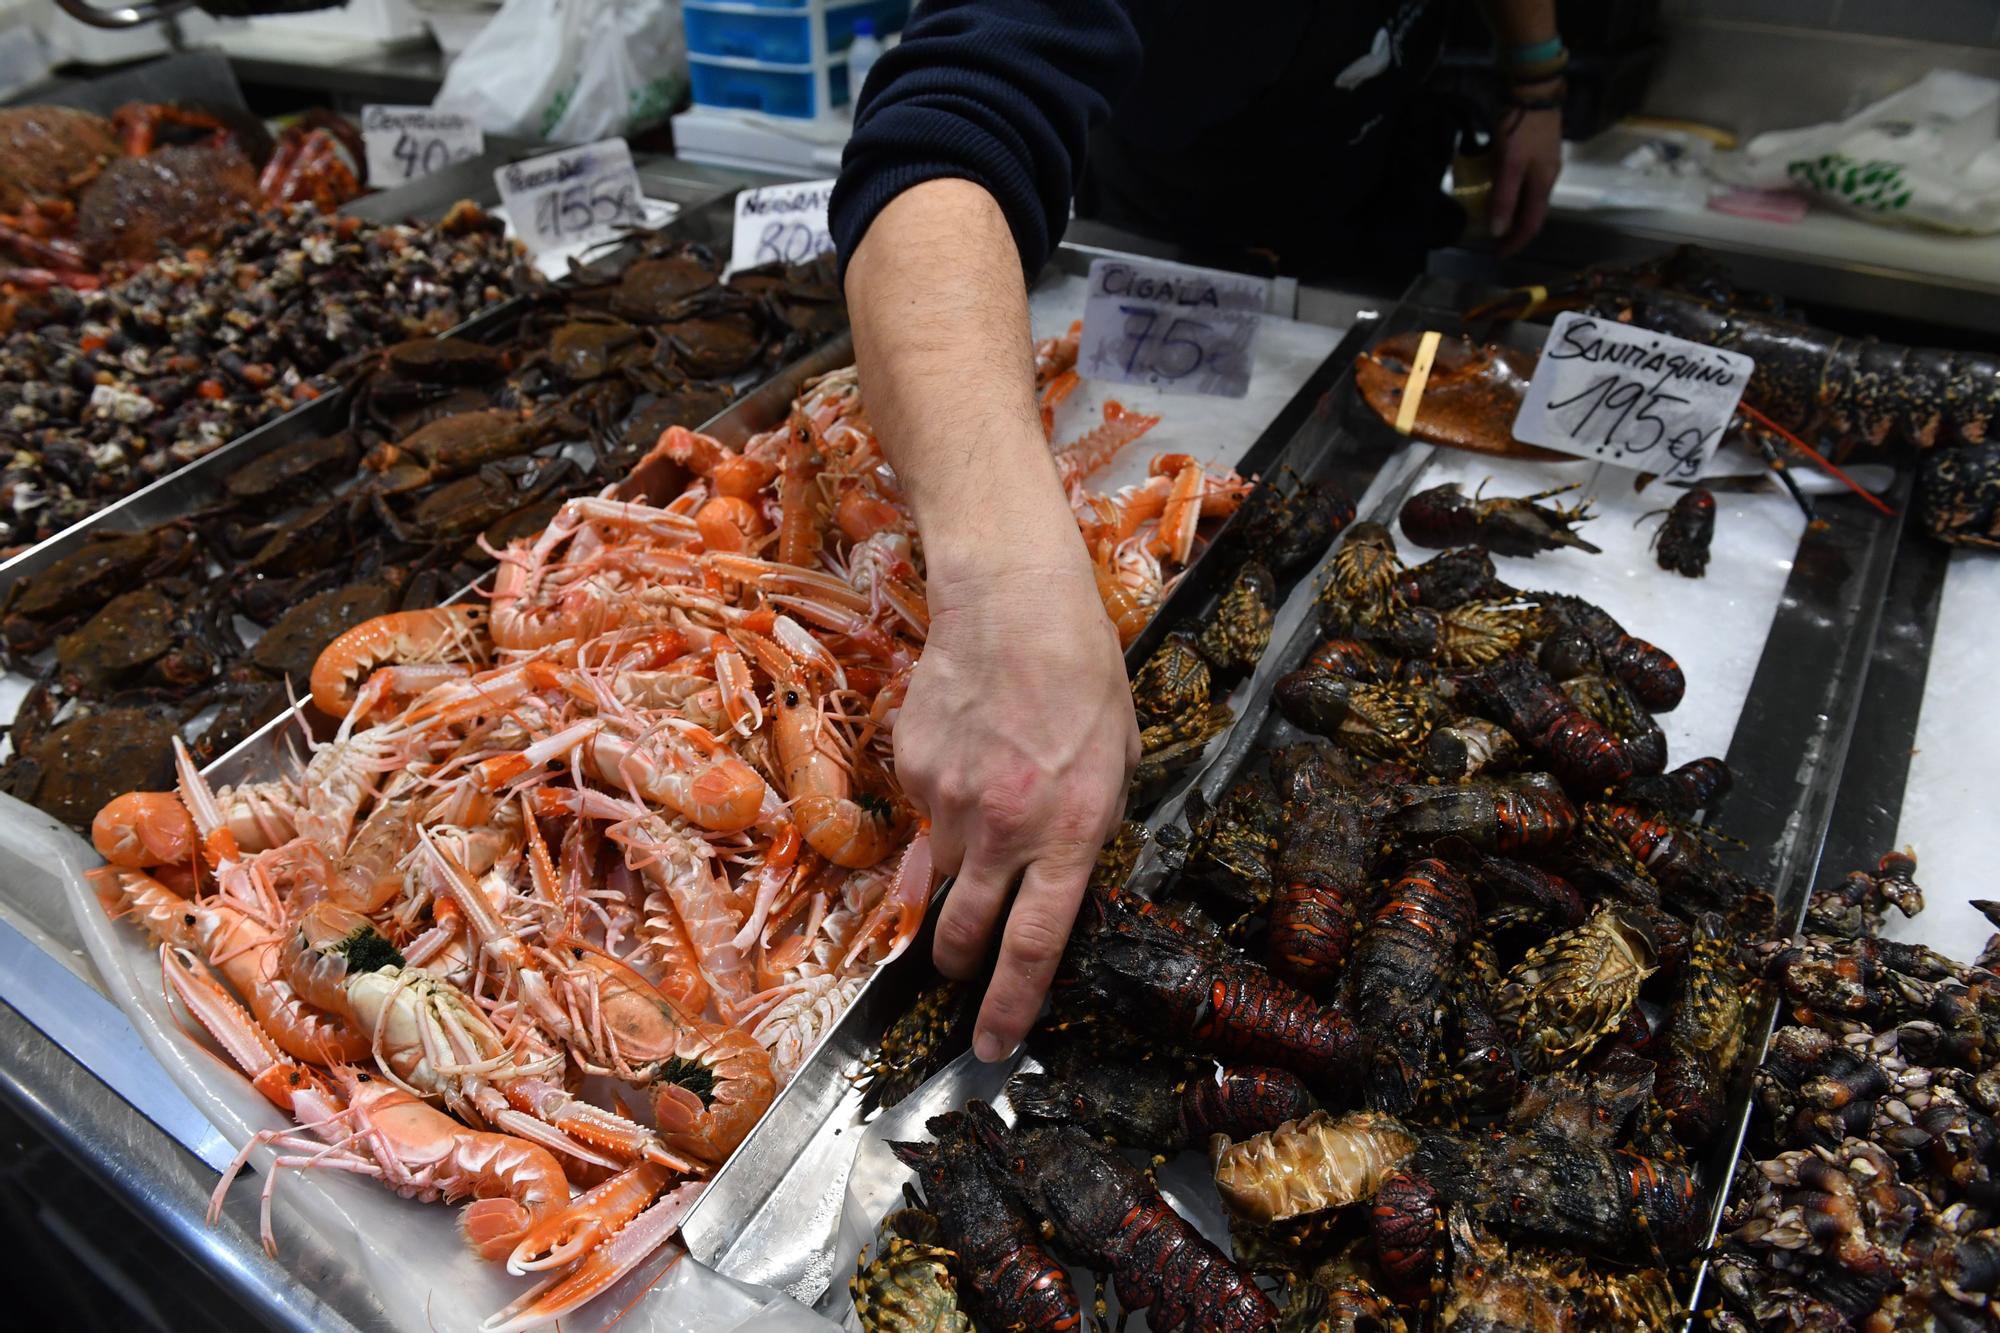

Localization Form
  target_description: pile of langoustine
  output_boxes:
[79,346,1247,1328]
[853,525,1777,1332]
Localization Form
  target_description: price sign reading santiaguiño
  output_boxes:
[495,139,646,259]
[361,105,483,184]
[1078,257,1265,398]
[1512,312,1754,481]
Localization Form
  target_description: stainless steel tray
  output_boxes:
[714,271,1911,1323]
[0,182,755,601]
[678,295,1401,1301]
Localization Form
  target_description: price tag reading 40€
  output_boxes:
[730,179,837,274]
[1512,311,1754,482]
[494,139,646,260]
[361,105,483,185]
[1078,257,1266,398]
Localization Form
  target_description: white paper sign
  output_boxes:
[1512,311,1753,482]
[1078,257,1265,398]
[361,105,483,184]
[730,179,837,273]
[494,139,646,260]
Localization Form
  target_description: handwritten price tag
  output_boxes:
[494,140,646,260]
[729,179,836,274]
[1078,257,1265,398]
[1512,312,1752,481]
[361,105,483,184]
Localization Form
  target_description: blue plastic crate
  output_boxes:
[683,0,906,66]
[688,54,850,119]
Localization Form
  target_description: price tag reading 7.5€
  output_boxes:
[494,139,646,261]
[1512,311,1754,482]
[729,179,837,274]
[361,105,483,185]
[1078,257,1265,398]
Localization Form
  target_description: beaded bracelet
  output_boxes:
[1505,51,1570,84]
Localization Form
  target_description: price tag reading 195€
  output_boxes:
[361,105,483,185]
[1512,311,1754,482]
[495,139,646,260]
[1078,257,1266,398]
[730,179,836,273]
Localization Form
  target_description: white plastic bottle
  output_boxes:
[845,19,885,115]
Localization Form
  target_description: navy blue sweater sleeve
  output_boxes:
[829,0,1143,280]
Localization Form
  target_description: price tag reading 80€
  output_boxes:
[494,139,646,260]
[1077,257,1266,399]
[1512,311,1754,482]
[729,179,836,274]
[361,105,483,185]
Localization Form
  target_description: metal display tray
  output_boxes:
[677,305,1400,1305]
[0,170,743,601]
[713,272,1908,1323]
[19,234,1367,1329]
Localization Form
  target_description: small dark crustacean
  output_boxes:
[1647,486,1716,578]
[970,1101,1281,1332]
[1529,591,1685,712]
[1009,1046,1317,1152]
[851,1208,974,1333]
[1273,1272,1410,1333]
[1466,656,1636,791]
[1060,890,1363,1094]
[1212,1109,1418,1224]
[1418,719,1521,781]
[1438,1210,1580,1333]
[2,525,197,654]
[1234,472,1355,576]
[1395,546,1512,610]
[1560,671,1667,777]
[888,1110,1085,1333]
[1751,1025,1892,1151]
[1267,762,1378,994]
[1497,904,1658,1073]
[1351,858,1478,1112]
[1163,784,1280,910]
[1410,1126,1701,1261]
[1368,1170,1447,1305]
[1581,802,1772,924]
[1615,755,1732,820]
[1305,638,1435,687]
[1398,482,1601,557]
[1319,521,1405,631]
[1654,912,1755,1147]
[1198,560,1278,679]
[861,980,974,1114]
[1390,773,1577,854]
[1274,670,1444,765]
[1917,441,2000,549]
[1131,629,1214,733]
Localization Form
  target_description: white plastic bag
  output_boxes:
[1712,70,2000,234]
[433,0,685,144]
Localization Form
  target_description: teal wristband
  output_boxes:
[1503,36,1564,67]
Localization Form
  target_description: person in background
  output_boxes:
[829,0,1566,1064]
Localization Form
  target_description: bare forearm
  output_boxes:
[844,178,1086,590]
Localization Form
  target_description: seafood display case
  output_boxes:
[0,216,1374,1331]
[728,271,1915,1328]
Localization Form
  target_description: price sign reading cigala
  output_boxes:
[361,105,483,184]
[1512,312,1754,481]
[1078,257,1265,398]
[495,139,646,260]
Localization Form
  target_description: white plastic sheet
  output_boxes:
[1889,551,2000,965]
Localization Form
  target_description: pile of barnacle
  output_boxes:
[1708,852,2000,1332]
[0,202,531,548]
[0,235,842,828]
[853,502,1777,1331]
